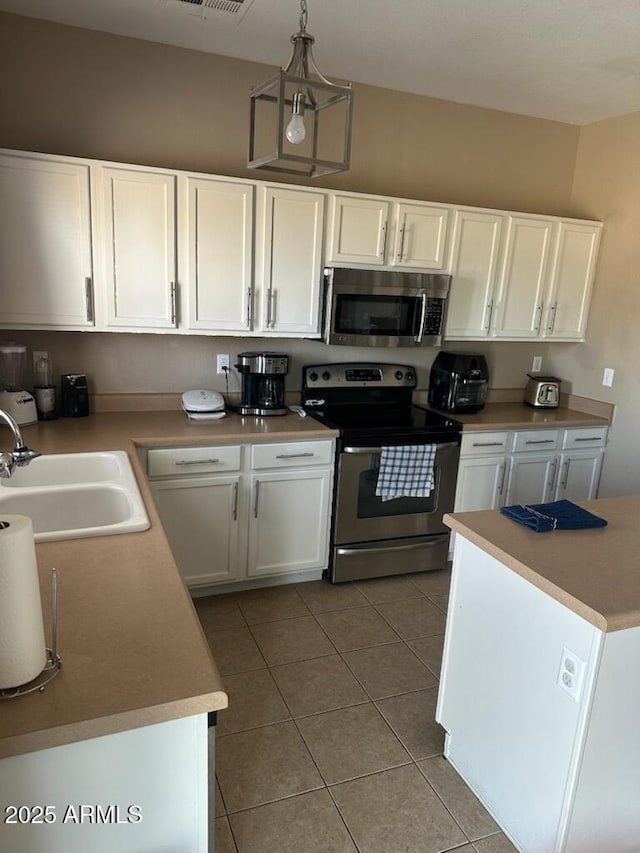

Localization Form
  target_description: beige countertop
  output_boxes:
[446,402,611,431]
[0,411,337,759]
[444,495,640,633]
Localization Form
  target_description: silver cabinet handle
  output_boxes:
[414,291,428,343]
[535,303,543,334]
[175,458,220,466]
[246,287,252,328]
[484,301,493,332]
[397,224,406,261]
[254,480,260,518]
[267,289,276,328]
[497,463,506,495]
[85,277,94,322]
[266,287,273,327]
[276,452,315,459]
[232,481,239,521]
[548,301,557,333]
[525,439,555,445]
[170,281,177,325]
[547,458,558,491]
[472,441,504,447]
[560,459,570,488]
[574,436,602,443]
[380,222,388,261]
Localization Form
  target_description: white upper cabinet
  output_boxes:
[0,152,94,328]
[492,215,555,338]
[100,167,177,329]
[327,193,451,270]
[445,209,504,338]
[542,221,601,341]
[184,177,254,332]
[255,185,325,336]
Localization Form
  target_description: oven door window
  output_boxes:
[334,294,420,338]
[358,459,438,517]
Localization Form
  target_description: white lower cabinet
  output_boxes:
[454,431,509,512]
[147,439,334,589]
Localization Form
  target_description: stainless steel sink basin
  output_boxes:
[0,451,150,542]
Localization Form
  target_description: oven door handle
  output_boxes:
[342,442,459,454]
[336,536,448,556]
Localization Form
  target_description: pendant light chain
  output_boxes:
[299,0,308,33]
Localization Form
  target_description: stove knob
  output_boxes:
[405,371,415,382]
[395,370,404,381]
[322,371,331,381]
[309,371,318,382]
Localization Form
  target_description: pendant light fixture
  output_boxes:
[248,0,353,178]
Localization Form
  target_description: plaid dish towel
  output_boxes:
[375,445,436,502]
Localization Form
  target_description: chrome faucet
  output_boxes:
[0,408,41,478]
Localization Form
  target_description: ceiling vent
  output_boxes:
[162,0,255,23]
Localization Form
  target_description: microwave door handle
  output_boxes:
[414,291,427,343]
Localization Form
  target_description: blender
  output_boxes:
[0,343,38,426]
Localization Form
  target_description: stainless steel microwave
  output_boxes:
[323,267,450,347]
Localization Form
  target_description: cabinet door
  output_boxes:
[102,167,177,329]
[454,456,507,512]
[327,195,390,265]
[257,186,325,335]
[186,177,254,332]
[0,153,94,328]
[248,469,331,577]
[543,222,601,341]
[505,454,558,505]
[391,202,451,269]
[494,216,555,338]
[445,210,504,339]
[555,452,603,501]
[150,476,240,587]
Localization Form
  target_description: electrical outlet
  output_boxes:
[557,647,586,702]
[32,350,48,371]
[602,367,614,387]
[532,356,542,373]
[216,354,230,375]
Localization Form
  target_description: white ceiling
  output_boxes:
[1,0,640,125]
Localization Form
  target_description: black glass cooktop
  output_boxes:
[305,403,461,444]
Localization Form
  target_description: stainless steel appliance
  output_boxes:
[323,267,450,347]
[302,362,462,583]
[523,374,561,408]
[428,351,489,414]
[236,352,288,416]
[0,343,37,426]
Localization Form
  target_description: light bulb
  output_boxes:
[285,112,306,144]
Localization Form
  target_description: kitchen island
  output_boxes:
[0,410,336,852]
[437,496,640,853]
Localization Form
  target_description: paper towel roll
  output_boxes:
[0,515,47,689]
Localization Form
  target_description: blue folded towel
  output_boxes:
[500,499,608,532]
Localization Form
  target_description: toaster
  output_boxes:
[523,374,561,408]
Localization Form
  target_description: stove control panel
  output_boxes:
[302,363,417,390]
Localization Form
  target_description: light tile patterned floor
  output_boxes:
[195,571,519,853]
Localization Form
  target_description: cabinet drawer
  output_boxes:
[562,427,608,450]
[148,445,241,477]
[511,429,560,453]
[251,440,334,470]
[461,432,509,457]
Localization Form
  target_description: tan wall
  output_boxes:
[547,112,640,497]
[0,13,581,406]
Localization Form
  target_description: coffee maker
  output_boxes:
[235,352,288,416]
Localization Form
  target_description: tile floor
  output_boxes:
[195,571,518,853]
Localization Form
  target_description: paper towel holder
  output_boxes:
[0,567,62,699]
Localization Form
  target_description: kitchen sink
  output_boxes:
[0,451,150,542]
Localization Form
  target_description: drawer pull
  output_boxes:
[573,436,602,443]
[472,441,504,447]
[275,452,315,459]
[175,458,220,466]
[525,439,555,445]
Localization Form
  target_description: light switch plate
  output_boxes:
[603,367,614,387]
[532,356,542,373]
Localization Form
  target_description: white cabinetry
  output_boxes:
[0,151,95,328]
[147,439,334,589]
[454,432,509,512]
[100,166,177,329]
[184,176,254,332]
[504,428,561,505]
[255,186,325,335]
[327,193,451,270]
[445,209,504,338]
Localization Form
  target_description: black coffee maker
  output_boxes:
[235,352,288,416]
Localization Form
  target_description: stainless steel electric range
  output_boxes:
[301,362,462,583]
